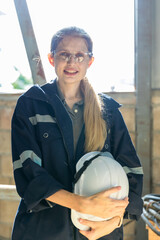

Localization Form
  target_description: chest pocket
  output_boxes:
[37,124,62,143]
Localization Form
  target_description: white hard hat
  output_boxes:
[71,151,129,230]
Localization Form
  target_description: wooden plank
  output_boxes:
[0,184,20,201]
[135,0,152,239]
[146,221,160,240]
[14,0,46,85]
[135,0,152,196]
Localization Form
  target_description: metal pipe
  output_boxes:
[141,194,160,236]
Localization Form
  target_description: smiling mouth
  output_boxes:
[64,70,78,75]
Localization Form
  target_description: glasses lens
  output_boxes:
[54,51,91,63]
[58,51,70,61]
[75,53,85,62]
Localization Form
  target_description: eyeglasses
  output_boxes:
[52,50,93,63]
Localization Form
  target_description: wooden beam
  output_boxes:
[0,185,20,201]
[135,0,152,239]
[14,0,46,85]
[135,0,152,196]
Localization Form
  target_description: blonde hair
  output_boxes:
[80,78,107,152]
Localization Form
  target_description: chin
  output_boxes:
[63,77,82,85]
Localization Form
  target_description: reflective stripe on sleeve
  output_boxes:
[13,150,42,171]
[123,166,143,175]
[29,114,56,125]
[13,159,22,170]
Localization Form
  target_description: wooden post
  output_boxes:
[14,0,46,85]
[135,0,152,239]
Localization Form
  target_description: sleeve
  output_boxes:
[109,108,143,220]
[11,97,65,212]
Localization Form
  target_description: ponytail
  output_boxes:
[80,78,107,152]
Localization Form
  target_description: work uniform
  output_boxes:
[11,79,143,240]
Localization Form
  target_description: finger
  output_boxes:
[95,186,121,197]
[103,186,121,196]
[110,216,123,228]
[79,218,95,228]
[111,216,121,222]
[79,230,90,239]
[111,198,129,207]
[79,228,94,239]
[124,197,129,202]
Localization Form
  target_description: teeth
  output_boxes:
[65,70,77,73]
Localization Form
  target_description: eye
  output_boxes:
[59,51,70,59]
[75,52,85,62]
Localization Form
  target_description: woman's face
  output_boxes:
[52,36,93,86]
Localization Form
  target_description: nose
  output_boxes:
[67,55,76,64]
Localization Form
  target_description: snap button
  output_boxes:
[105,144,109,149]
[43,132,49,138]
[74,109,78,113]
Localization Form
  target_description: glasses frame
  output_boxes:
[52,50,93,63]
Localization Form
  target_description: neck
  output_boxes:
[57,80,82,100]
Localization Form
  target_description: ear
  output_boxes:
[88,56,94,68]
[48,53,55,67]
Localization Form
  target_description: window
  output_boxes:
[27,0,134,92]
[0,0,31,92]
[0,0,134,92]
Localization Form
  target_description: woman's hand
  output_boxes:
[79,186,128,219]
[79,216,122,240]
[46,187,128,220]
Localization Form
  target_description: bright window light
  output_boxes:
[0,0,134,92]
[0,0,31,91]
[27,0,134,92]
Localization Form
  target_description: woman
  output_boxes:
[11,26,143,240]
